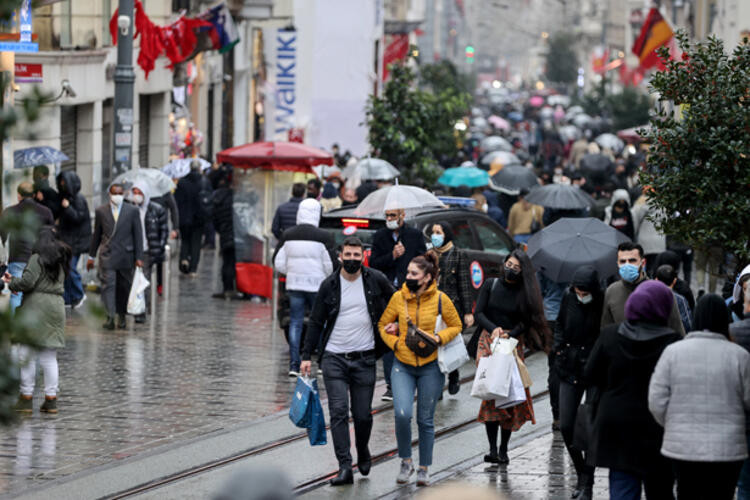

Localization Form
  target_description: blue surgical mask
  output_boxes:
[431,234,444,248]
[619,263,641,283]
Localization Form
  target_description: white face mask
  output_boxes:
[577,293,593,304]
[132,194,144,205]
[386,220,400,231]
[110,194,124,206]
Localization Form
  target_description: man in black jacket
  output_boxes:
[209,165,236,298]
[369,207,426,400]
[0,181,55,313]
[174,160,211,276]
[32,165,61,220]
[300,237,395,486]
[271,183,305,239]
[56,171,91,308]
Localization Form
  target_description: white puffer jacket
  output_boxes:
[273,199,334,292]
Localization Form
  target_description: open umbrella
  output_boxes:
[617,125,650,143]
[342,158,400,181]
[580,153,614,184]
[559,124,582,142]
[216,141,333,172]
[539,106,555,119]
[595,133,624,153]
[524,184,596,210]
[480,150,522,168]
[438,166,490,188]
[507,111,524,122]
[547,95,571,107]
[527,217,631,282]
[355,185,446,217]
[488,115,510,131]
[162,157,211,179]
[472,116,488,129]
[565,105,584,121]
[529,96,545,107]
[572,113,593,128]
[113,168,175,197]
[489,165,539,194]
[13,146,69,169]
[480,135,513,153]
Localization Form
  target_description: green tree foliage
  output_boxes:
[545,32,578,86]
[640,30,750,262]
[366,57,471,185]
[576,82,652,130]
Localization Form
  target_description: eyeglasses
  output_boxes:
[385,212,400,219]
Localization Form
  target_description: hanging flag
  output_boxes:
[198,2,240,53]
[631,8,674,71]
[591,46,610,74]
[382,34,410,81]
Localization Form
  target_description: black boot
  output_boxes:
[103,317,115,330]
[116,314,127,329]
[578,486,593,500]
[329,468,353,486]
[448,370,461,395]
[358,449,372,476]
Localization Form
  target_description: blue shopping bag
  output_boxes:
[289,377,316,428]
[307,387,327,446]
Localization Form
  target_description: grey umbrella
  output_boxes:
[113,168,175,197]
[525,184,596,210]
[489,165,539,194]
[342,158,400,181]
[480,135,513,152]
[527,217,631,282]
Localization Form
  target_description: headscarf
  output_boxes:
[693,293,730,337]
[625,280,673,325]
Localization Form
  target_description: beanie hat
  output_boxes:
[625,280,673,325]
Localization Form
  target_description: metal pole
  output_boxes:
[164,244,171,302]
[113,0,135,177]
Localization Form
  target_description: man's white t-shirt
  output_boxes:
[325,274,375,354]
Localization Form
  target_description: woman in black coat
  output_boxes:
[584,280,681,499]
[428,221,473,394]
[553,265,603,500]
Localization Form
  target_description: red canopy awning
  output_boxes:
[216,142,334,173]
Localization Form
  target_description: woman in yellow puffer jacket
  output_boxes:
[378,252,462,487]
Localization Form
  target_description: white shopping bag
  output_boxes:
[493,355,527,409]
[436,294,470,373]
[127,267,150,315]
[470,350,514,400]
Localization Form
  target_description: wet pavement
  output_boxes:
[0,250,307,496]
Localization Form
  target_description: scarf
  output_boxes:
[434,240,454,256]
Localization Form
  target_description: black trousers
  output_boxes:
[673,459,743,500]
[221,246,236,293]
[321,352,376,469]
[547,321,560,421]
[559,381,594,483]
[179,224,204,273]
[99,267,134,317]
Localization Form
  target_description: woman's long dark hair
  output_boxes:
[427,221,454,244]
[32,228,72,281]
[504,248,551,351]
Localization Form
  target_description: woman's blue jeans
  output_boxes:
[391,358,444,467]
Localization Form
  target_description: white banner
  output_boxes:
[264,28,298,142]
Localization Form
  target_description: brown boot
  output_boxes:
[40,396,57,414]
[14,395,32,413]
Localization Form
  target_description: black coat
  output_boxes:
[174,172,210,228]
[271,197,302,239]
[583,322,681,476]
[56,171,91,255]
[301,266,396,363]
[553,289,603,384]
[151,192,179,231]
[143,201,169,262]
[33,179,61,220]
[370,224,427,286]
[89,202,144,270]
[212,187,234,250]
[0,198,55,263]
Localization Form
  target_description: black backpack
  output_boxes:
[197,177,213,222]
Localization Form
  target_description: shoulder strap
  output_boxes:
[438,292,442,315]
[402,294,412,323]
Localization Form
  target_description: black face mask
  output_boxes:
[505,267,521,282]
[405,278,421,292]
[342,259,362,274]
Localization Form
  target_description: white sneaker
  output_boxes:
[72,293,87,310]
[288,370,300,378]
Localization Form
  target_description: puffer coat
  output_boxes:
[144,201,169,262]
[648,331,750,462]
[378,281,462,367]
[10,254,65,349]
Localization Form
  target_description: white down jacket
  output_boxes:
[273,199,334,292]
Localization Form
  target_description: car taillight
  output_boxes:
[341,218,370,228]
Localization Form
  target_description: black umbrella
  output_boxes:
[489,165,539,194]
[527,217,631,283]
[524,184,596,210]
[580,153,614,185]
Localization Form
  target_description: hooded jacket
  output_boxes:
[129,181,168,262]
[553,266,603,384]
[0,197,54,263]
[603,189,634,239]
[378,281,462,367]
[56,171,92,255]
[174,171,210,227]
[273,199,335,292]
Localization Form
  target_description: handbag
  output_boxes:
[572,387,600,452]
[403,296,438,358]
[437,294,470,373]
[467,279,500,358]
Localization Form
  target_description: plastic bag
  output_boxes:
[307,388,327,446]
[127,267,149,315]
[289,376,316,428]
[493,355,527,409]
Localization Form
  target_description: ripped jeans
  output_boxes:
[391,358,445,467]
